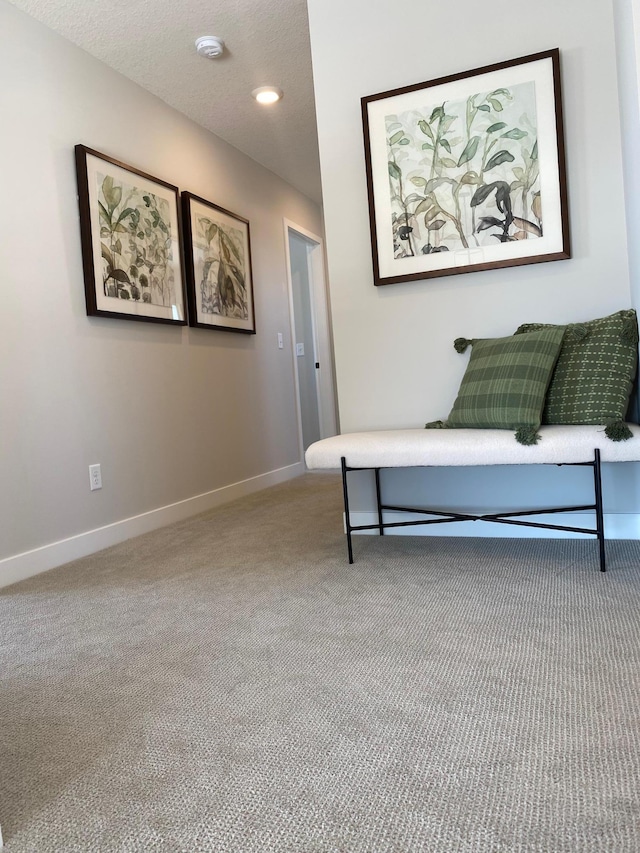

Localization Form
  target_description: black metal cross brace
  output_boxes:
[340,449,606,571]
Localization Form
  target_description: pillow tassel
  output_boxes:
[425,420,447,429]
[566,323,588,342]
[454,337,473,353]
[604,420,633,441]
[621,317,639,345]
[514,426,540,446]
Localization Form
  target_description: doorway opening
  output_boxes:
[284,220,338,456]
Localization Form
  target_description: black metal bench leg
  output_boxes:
[375,468,384,536]
[593,448,606,572]
[341,457,354,564]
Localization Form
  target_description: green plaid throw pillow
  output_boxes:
[446,327,565,440]
[515,310,638,427]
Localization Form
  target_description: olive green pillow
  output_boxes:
[444,327,566,444]
[515,309,638,430]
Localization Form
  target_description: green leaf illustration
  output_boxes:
[101,243,115,270]
[102,176,122,211]
[532,192,542,221]
[98,201,111,225]
[477,216,503,231]
[429,106,445,123]
[424,206,443,224]
[531,140,539,160]
[457,136,480,167]
[389,130,404,145]
[111,268,131,284]
[488,98,503,112]
[418,120,435,140]
[485,150,515,171]
[427,219,446,231]
[410,176,427,187]
[413,198,434,216]
[470,181,512,213]
[398,138,411,145]
[477,104,490,112]
[501,128,528,140]
[459,171,482,186]
[440,139,452,153]
[388,162,402,180]
[487,122,507,134]
[115,207,136,226]
[513,216,542,237]
[470,184,497,207]
[220,231,242,264]
[202,221,219,245]
[424,177,450,193]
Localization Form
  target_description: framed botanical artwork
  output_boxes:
[181,192,256,334]
[361,49,570,286]
[75,145,186,324]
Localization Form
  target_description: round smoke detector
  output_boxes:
[195,36,225,59]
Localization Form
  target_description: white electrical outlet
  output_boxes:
[277,332,284,349]
[89,463,102,491]
[296,343,305,356]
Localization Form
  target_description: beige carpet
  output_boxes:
[1,472,640,852]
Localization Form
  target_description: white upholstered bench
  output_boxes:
[305,424,640,571]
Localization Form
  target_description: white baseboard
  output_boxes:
[0,462,304,590]
[346,511,640,539]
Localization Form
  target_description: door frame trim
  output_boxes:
[283,219,338,461]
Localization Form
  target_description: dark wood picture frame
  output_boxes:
[181,192,256,334]
[361,49,570,286]
[75,145,186,324]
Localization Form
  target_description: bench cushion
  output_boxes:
[305,425,640,470]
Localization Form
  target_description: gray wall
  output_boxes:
[307,0,640,528]
[0,0,322,575]
[615,0,640,309]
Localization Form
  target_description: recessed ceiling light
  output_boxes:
[251,86,283,105]
[195,36,225,59]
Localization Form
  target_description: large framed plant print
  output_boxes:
[75,145,186,324]
[361,49,570,286]
[181,192,256,334]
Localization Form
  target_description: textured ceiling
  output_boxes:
[9,0,322,203]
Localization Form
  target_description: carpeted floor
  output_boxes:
[1,472,640,852]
